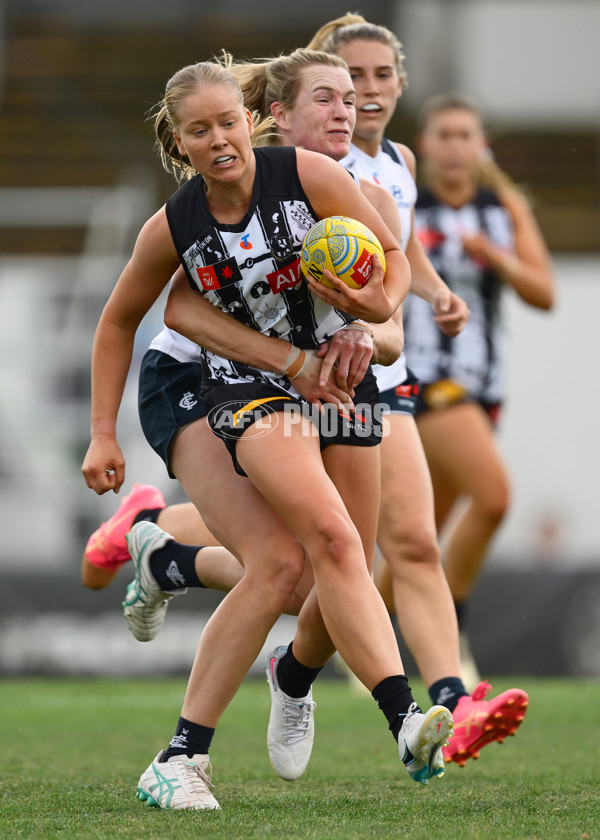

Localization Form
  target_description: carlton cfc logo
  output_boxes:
[179,391,198,410]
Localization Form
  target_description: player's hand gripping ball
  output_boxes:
[301,216,386,290]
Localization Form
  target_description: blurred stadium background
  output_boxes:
[1,0,599,677]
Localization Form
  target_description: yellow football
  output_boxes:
[301,216,386,290]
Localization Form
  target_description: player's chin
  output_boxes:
[325,135,351,157]
[355,115,385,135]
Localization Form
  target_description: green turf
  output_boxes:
[1,676,598,839]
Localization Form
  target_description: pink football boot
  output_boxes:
[84,484,166,571]
[443,680,529,767]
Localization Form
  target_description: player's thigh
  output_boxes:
[171,418,304,571]
[377,413,440,561]
[379,413,435,525]
[157,501,220,547]
[322,441,381,567]
[417,402,510,506]
[236,415,361,554]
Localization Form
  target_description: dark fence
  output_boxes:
[2,566,599,678]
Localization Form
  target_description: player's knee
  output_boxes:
[478,481,511,527]
[385,519,441,567]
[272,508,363,576]
[250,545,305,604]
[308,512,361,571]
[490,493,510,526]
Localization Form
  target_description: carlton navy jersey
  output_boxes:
[404,187,515,403]
[340,139,417,391]
[165,146,353,389]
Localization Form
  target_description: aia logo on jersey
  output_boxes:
[240,234,253,250]
[266,257,302,293]
[417,227,445,251]
[196,257,242,290]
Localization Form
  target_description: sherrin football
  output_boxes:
[301,215,386,290]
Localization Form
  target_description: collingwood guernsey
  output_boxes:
[163,146,354,391]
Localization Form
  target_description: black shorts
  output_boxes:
[415,377,502,427]
[379,369,420,417]
[204,368,384,476]
[138,349,209,477]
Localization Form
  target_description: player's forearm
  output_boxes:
[405,235,447,304]
[205,328,296,373]
[494,252,555,310]
[371,314,404,366]
[164,290,294,373]
[89,318,135,438]
[367,248,410,323]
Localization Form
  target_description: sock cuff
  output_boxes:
[428,676,468,712]
[276,640,323,698]
[149,542,204,590]
[371,674,410,706]
[132,507,164,526]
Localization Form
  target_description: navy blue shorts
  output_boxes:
[138,349,209,477]
[379,369,420,417]
[204,367,384,476]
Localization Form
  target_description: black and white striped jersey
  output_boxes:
[404,187,515,404]
[164,145,353,390]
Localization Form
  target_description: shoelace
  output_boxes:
[281,696,317,746]
[405,701,419,719]
[177,758,216,797]
[401,701,421,735]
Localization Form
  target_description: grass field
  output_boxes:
[1,676,598,839]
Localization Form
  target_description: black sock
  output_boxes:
[132,507,164,526]
[148,541,206,590]
[454,599,468,630]
[275,640,323,698]
[428,676,468,712]
[162,716,215,760]
[371,675,418,742]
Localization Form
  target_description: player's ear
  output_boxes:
[270,101,288,130]
[245,109,255,136]
[173,131,187,157]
